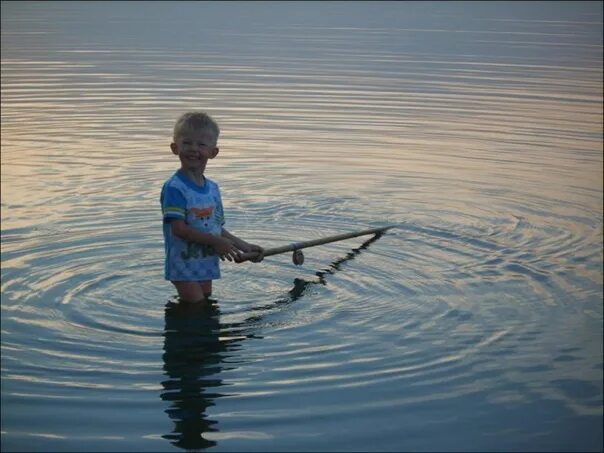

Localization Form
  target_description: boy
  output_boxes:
[161,112,263,303]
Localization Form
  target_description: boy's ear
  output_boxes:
[210,147,220,159]
[170,143,178,155]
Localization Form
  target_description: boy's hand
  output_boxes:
[246,244,264,263]
[233,242,264,263]
[213,237,241,262]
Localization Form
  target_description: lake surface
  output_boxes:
[1,1,602,451]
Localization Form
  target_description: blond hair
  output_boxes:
[173,112,220,142]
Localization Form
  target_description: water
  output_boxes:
[1,1,602,451]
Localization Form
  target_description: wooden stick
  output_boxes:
[238,225,394,263]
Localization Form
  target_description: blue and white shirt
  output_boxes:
[160,170,225,281]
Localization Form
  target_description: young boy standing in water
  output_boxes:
[161,112,263,303]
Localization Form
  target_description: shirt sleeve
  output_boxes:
[161,184,186,222]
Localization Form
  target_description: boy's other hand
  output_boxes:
[233,243,264,263]
[247,244,264,263]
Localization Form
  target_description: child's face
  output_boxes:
[171,130,219,172]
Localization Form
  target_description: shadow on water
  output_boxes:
[160,232,386,450]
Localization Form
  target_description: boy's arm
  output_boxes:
[221,228,249,250]
[171,220,240,261]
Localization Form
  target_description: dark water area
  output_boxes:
[1,1,602,451]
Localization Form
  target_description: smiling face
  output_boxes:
[170,129,219,174]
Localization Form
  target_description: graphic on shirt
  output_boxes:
[181,242,216,260]
[188,206,215,228]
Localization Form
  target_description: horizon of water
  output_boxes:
[1,1,603,452]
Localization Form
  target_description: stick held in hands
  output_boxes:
[237,225,395,263]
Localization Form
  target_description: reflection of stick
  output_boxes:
[238,226,394,263]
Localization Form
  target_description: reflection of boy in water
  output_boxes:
[161,112,264,304]
[161,301,230,450]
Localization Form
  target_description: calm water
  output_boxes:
[1,1,602,451]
